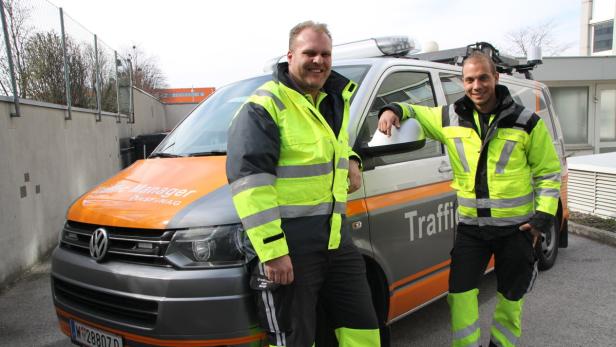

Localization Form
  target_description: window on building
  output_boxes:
[593,20,613,53]
[598,88,616,141]
[549,87,589,144]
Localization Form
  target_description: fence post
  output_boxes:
[0,0,20,117]
[94,34,101,122]
[114,50,120,123]
[127,58,134,123]
[59,7,71,120]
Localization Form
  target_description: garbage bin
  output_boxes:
[119,137,136,168]
[130,132,169,160]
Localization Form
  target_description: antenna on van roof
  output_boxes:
[411,42,542,80]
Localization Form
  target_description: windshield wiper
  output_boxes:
[149,152,185,158]
[188,151,226,157]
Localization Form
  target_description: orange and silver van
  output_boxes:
[51,38,569,347]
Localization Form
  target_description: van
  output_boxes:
[51,38,569,347]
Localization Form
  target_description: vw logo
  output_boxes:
[89,228,109,262]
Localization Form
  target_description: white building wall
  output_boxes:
[0,88,166,287]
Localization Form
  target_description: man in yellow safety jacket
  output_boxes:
[226,21,380,347]
[378,51,561,347]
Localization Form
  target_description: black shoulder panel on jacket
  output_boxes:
[496,104,541,134]
[226,102,280,183]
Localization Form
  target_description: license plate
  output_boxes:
[70,320,123,347]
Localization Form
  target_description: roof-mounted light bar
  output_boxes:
[263,36,415,72]
[334,36,414,59]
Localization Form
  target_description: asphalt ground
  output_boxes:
[1,234,614,347]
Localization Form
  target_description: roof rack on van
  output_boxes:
[411,42,542,80]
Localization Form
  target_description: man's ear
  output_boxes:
[494,71,500,84]
[287,51,293,63]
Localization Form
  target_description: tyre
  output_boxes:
[537,217,559,271]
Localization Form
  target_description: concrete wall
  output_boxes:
[0,88,166,287]
[164,103,197,130]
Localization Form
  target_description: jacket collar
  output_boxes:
[274,62,350,97]
[454,84,516,121]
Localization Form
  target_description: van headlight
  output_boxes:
[164,224,246,268]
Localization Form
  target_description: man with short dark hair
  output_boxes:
[378,51,561,347]
[227,20,380,347]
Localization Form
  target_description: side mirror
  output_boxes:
[360,118,426,156]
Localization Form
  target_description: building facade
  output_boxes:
[535,56,616,155]
[580,0,615,55]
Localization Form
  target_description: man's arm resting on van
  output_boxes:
[377,103,445,141]
[227,101,293,284]
[519,116,562,245]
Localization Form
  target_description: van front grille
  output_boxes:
[60,221,175,266]
[53,277,158,327]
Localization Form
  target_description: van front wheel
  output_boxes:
[537,217,559,271]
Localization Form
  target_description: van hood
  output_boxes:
[67,157,239,229]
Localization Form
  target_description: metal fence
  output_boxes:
[0,0,133,121]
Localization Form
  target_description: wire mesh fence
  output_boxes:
[0,0,132,117]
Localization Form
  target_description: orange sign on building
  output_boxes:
[157,87,215,104]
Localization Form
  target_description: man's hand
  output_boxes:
[519,223,542,247]
[264,255,294,285]
[377,110,400,137]
[348,159,362,193]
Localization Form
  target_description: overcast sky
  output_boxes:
[48,0,581,88]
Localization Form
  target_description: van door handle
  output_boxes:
[438,165,452,173]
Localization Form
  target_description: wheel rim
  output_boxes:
[541,224,556,258]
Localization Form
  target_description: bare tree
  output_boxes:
[23,31,65,104]
[123,45,167,95]
[503,20,573,57]
[0,0,32,97]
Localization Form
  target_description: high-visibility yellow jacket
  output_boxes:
[382,85,561,228]
[226,63,358,262]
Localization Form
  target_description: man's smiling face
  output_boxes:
[287,27,332,98]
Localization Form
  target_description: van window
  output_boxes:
[358,71,442,166]
[440,73,465,104]
[155,65,369,156]
[505,83,554,138]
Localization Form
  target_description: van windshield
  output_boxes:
[154,65,369,157]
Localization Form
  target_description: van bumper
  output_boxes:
[51,247,264,346]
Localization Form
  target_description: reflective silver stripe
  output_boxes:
[230,173,276,196]
[258,263,285,345]
[492,321,518,346]
[454,138,470,172]
[337,158,349,170]
[333,201,347,214]
[459,213,534,226]
[513,108,533,130]
[495,140,517,174]
[254,89,286,111]
[535,188,560,198]
[457,193,533,209]
[276,161,333,178]
[280,202,334,218]
[534,172,561,182]
[402,103,414,118]
[453,321,480,341]
[241,207,280,230]
[448,104,460,126]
